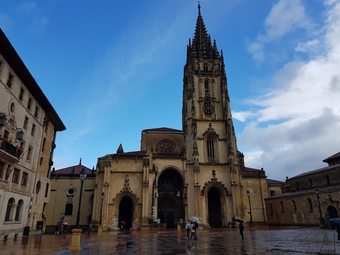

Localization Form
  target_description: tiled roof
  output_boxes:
[100,150,147,160]
[52,164,93,176]
[142,127,183,133]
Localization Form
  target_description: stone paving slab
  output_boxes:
[0,227,339,255]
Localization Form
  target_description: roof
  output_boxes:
[266,179,284,185]
[142,127,183,133]
[99,150,147,160]
[323,152,340,163]
[288,163,340,180]
[265,185,340,200]
[116,150,147,156]
[52,164,93,176]
[240,166,266,178]
[0,28,65,131]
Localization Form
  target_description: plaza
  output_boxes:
[0,227,339,255]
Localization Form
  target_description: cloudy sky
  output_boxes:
[1,0,339,181]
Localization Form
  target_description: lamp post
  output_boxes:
[246,189,253,226]
[100,192,104,225]
[76,167,87,227]
[315,189,323,227]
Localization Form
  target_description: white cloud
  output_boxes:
[248,0,311,62]
[265,0,309,40]
[239,1,340,180]
[295,39,320,53]
[232,111,255,122]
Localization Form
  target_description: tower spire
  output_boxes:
[189,3,216,59]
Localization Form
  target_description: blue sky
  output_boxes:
[1,0,340,180]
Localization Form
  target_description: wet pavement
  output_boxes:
[0,227,339,255]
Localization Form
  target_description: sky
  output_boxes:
[1,0,339,181]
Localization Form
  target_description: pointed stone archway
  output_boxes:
[208,186,222,227]
[118,196,133,230]
[157,168,184,228]
[201,170,230,227]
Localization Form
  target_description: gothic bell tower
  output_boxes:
[183,4,238,168]
[183,4,241,223]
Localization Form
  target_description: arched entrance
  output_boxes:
[157,169,184,228]
[327,205,339,219]
[208,187,222,227]
[118,196,133,230]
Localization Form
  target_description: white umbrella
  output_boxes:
[190,216,199,222]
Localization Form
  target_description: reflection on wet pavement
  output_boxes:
[0,227,339,255]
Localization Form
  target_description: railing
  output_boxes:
[0,140,21,159]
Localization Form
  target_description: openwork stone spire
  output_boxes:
[188,4,218,59]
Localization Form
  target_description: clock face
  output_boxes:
[204,100,214,115]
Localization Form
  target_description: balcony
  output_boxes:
[0,139,21,163]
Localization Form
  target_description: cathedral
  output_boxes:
[92,5,281,230]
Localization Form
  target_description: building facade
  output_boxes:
[91,6,282,231]
[0,29,65,241]
[45,163,95,232]
[265,152,340,226]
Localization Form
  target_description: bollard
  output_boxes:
[70,228,82,251]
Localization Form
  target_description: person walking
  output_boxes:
[239,221,244,240]
[185,220,191,240]
[193,221,198,240]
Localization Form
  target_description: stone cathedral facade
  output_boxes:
[93,6,282,231]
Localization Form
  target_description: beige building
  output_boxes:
[91,6,283,231]
[0,28,65,241]
[45,162,95,232]
[265,152,340,226]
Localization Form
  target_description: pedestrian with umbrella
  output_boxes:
[190,216,199,240]
[233,217,244,240]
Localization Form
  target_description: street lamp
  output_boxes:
[76,167,87,227]
[246,189,253,226]
[315,189,323,227]
[100,192,104,225]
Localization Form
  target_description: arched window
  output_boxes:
[204,80,209,95]
[203,63,208,72]
[45,183,49,198]
[280,201,284,213]
[5,198,15,221]
[269,203,273,216]
[203,100,213,115]
[36,181,41,193]
[308,198,313,212]
[206,135,215,161]
[292,200,297,212]
[65,203,73,216]
[15,200,23,221]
